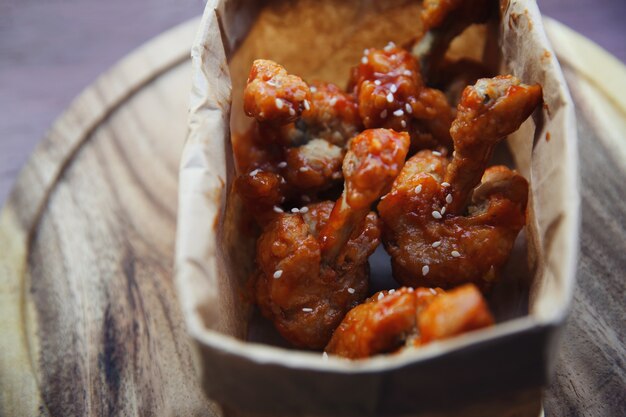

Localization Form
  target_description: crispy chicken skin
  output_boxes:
[326,284,493,359]
[349,44,454,150]
[254,129,410,348]
[379,76,540,290]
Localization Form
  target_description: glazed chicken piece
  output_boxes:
[378,76,541,290]
[349,44,454,151]
[236,62,364,217]
[412,0,496,84]
[254,129,410,348]
[325,284,494,359]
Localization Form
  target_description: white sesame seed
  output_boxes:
[278,161,287,168]
[273,206,283,213]
[275,98,284,109]
[289,107,296,116]
[441,182,450,187]
[440,206,446,215]
[389,289,396,294]
[432,241,441,248]
[364,48,370,55]
[361,56,369,64]
[390,84,398,93]
[386,93,394,103]
[446,194,453,204]
[432,211,442,219]
[273,270,283,279]
[405,103,413,114]
[249,169,260,176]
[322,352,328,360]
[451,251,461,258]
[393,109,404,117]
[299,166,310,172]
[422,265,430,276]
[432,151,442,156]
[415,184,422,194]
[378,292,384,301]
[259,111,265,118]
[384,42,395,51]
[401,120,407,128]
[347,288,355,294]
[291,208,300,213]
[374,79,382,86]
[302,307,313,312]
[408,287,414,292]
[303,99,310,111]
[403,70,413,76]
[380,109,388,118]
[310,86,317,93]
[329,97,337,106]
[429,288,437,295]
[299,206,309,213]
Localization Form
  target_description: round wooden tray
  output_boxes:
[0,17,624,417]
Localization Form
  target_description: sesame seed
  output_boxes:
[273,270,283,279]
[405,103,413,114]
[299,206,309,214]
[429,288,437,295]
[393,109,404,117]
[275,98,284,109]
[432,151,442,156]
[390,84,398,93]
[384,42,395,51]
[386,93,394,103]
[451,251,461,258]
[302,308,313,312]
[322,352,328,360]
[347,288,355,294]
[415,184,422,194]
[401,120,407,128]
[432,241,441,248]
[432,211,442,219]
[361,56,369,64]
[291,208,300,213]
[440,206,446,215]
[377,292,384,301]
[329,97,337,106]
[364,48,370,55]
[303,99,310,111]
[380,109,388,118]
[289,107,296,116]
[408,287,414,292]
[389,289,396,294]
[259,111,265,118]
[273,206,283,213]
[374,80,382,86]
[441,182,450,187]
[403,70,413,76]
[278,161,287,168]
[310,86,317,93]
[422,265,430,276]
[299,166,310,172]
[249,169,260,176]
[446,194,453,204]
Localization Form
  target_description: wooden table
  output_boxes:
[1,2,624,417]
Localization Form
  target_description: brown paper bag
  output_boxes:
[175,0,579,415]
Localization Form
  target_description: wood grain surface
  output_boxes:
[0,14,624,417]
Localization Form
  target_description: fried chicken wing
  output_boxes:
[244,59,311,124]
[254,129,410,348]
[325,284,493,359]
[445,75,542,213]
[378,76,540,290]
[412,0,496,84]
[349,44,454,150]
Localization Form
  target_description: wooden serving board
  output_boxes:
[0,17,623,417]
